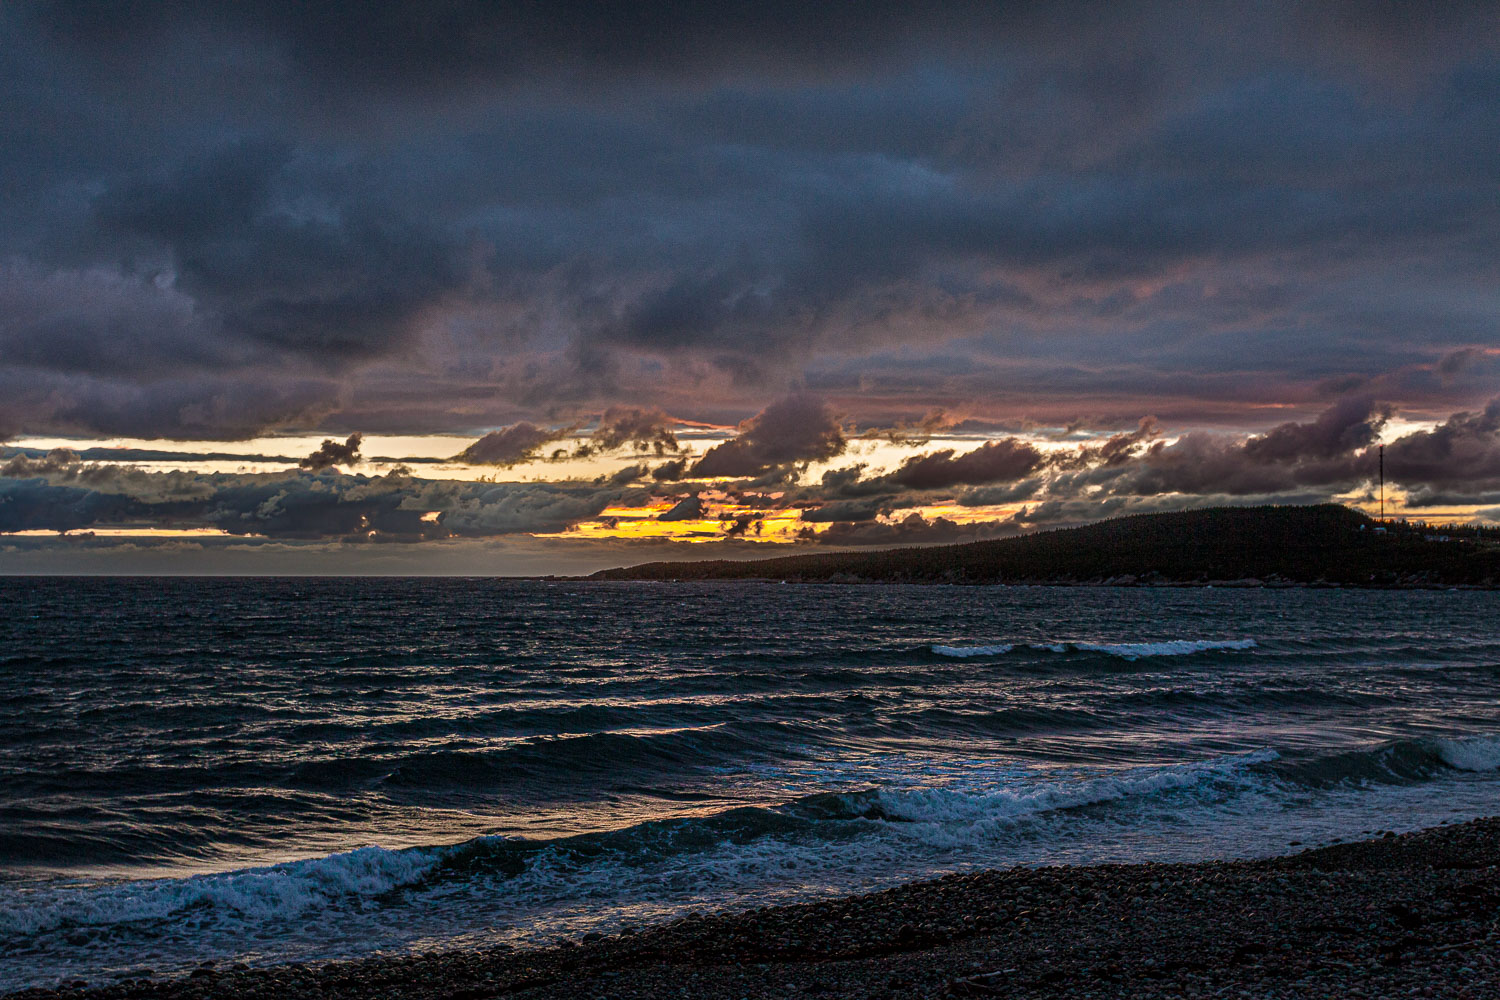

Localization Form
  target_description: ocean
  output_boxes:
[3,578,1500,990]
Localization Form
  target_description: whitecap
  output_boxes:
[1434,735,1500,772]
[930,644,1014,658]
[0,843,439,937]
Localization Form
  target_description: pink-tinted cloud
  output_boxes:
[690,395,846,477]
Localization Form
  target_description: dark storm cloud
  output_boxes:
[35,2,1500,107]
[0,371,343,440]
[721,514,761,538]
[808,513,1011,547]
[690,396,846,478]
[0,2,1498,442]
[0,461,627,539]
[0,261,221,376]
[456,423,574,466]
[23,2,1046,93]
[579,407,680,456]
[1022,398,1500,504]
[1405,488,1500,509]
[11,397,1500,550]
[802,398,1450,523]
[202,477,444,540]
[1076,418,1161,468]
[1382,399,1500,487]
[1437,347,1489,380]
[890,438,1046,490]
[0,478,147,533]
[603,463,649,486]
[299,433,362,472]
[800,498,891,523]
[1,448,82,479]
[989,399,1387,501]
[1240,397,1389,464]
[958,479,1047,506]
[650,458,689,482]
[1083,435,1310,497]
[814,464,897,499]
[0,452,220,504]
[0,260,346,438]
[91,138,470,360]
[860,410,953,447]
[657,496,705,521]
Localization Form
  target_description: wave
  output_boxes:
[931,644,1014,657]
[1435,734,1500,772]
[0,844,439,937]
[1268,735,1500,787]
[0,752,1275,942]
[1076,639,1258,658]
[931,638,1258,659]
[288,721,804,792]
[863,750,1279,830]
[7,732,1500,989]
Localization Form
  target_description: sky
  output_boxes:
[2,1,1499,574]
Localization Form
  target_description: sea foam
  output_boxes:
[1072,639,1258,659]
[0,844,439,937]
[930,644,1014,658]
[871,749,1280,832]
[930,638,1257,659]
[1434,735,1500,772]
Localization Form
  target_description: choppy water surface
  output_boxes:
[3,579,1499,990]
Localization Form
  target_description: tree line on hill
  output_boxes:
[589,504,1500,587]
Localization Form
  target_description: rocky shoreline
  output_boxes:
[10,817,1500,1000]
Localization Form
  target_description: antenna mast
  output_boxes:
[1379,444,1384,521]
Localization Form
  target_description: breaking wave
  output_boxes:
[862,750,1279,830]
[9,733,1497,976]
[930,644,1014,657]
[0,845,440,938]
[931,638,1258,659]
[8,579,1500,991]
[1435,734,1500,772]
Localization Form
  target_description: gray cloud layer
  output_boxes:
[0,3,1496,440]
[456,423,574,466]
[690,395,846,477]
[0,458,628,540]
[7,397,1499,553]
[299,433,362,472]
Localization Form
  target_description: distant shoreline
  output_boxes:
[588,503,1500,589]
[583,577,1500,589]
[19,816,1500,1000]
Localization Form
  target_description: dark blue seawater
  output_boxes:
[4,579,1500,990]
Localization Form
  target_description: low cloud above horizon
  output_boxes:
[5,394,1500,573]
[1,2,1497,571]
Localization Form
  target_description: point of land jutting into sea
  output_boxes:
[592,504,1500,587]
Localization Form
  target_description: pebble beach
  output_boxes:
[10,816,1499,1000]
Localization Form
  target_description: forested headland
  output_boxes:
[588,505,1500,587]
